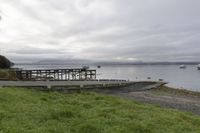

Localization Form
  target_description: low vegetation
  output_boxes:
[0,87,200,133]
[0,69,17,80]
[0,69,9,79]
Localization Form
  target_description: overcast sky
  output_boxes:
[0,0,200,63]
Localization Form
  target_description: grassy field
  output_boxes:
[0,87,200,133]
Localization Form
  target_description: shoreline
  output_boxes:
[91,85,200,115]
[166,84,200,93]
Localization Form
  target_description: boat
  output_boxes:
[179,65,186,69]
[197,64,200,70]
[82,66,89,70]
[97,65,101,68]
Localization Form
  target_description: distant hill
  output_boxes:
[92,61,200,66]
[35,59,94,65]
[0,55,14,69]
[16,58,200,66]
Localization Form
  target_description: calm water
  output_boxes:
[14,64,200,92]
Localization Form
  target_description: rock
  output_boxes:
[0,55,14,69]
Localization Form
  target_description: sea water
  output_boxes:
[14,64,200,92]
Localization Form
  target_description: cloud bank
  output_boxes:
[0,0,200,62]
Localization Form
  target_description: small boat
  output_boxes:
[82,66,89,70]
[97,65,101,68]
[197,64,200,70]
[179,65,186,69]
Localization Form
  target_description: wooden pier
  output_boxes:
[15,68,96,81]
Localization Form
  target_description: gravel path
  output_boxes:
[119,90,200,115]
[93,84,200,115]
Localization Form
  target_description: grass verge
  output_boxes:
[0,87,200,133]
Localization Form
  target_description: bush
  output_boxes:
[0,69,9,79]
[0,69,18,80]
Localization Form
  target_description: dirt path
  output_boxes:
[93,85,200,115]
[119,89,200,115]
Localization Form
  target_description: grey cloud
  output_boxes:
[0,0,200,62]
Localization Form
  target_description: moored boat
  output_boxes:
[82,66,89,70]
[197,64,200,70]
[179,65,186,69]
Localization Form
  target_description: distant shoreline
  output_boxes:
[13,61,200,66]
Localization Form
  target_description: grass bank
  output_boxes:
[0,87,200,133]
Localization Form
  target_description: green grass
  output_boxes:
[0,69,9,79]
[0,69,17,80]
[0,87,200,133]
